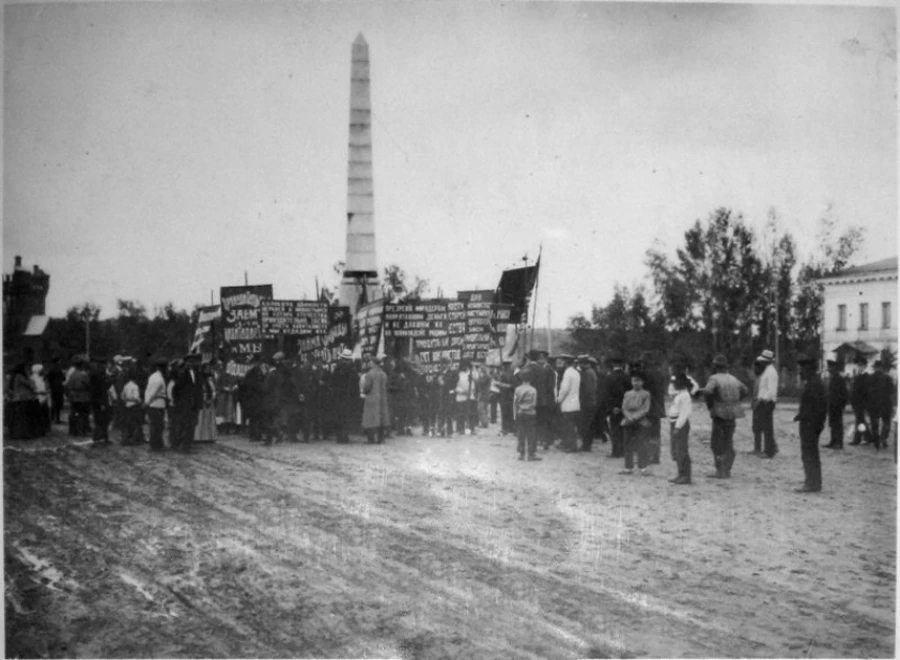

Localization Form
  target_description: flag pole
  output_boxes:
[528,245,542,352]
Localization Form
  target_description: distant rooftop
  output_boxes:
[820,256,898,280]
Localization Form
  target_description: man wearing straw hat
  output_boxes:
[753,349,779,458]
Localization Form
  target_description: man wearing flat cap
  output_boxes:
[171,352,204,452]
[794,353,827,492]
[752,349,779,458]
[823,359,848,450]
[701,354,748,478]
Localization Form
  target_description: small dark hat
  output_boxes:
[712,354,728,368]
[630,369,647,382]
[606,353,625,364]
[527,349,541,361]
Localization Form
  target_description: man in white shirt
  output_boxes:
[754,349,779,458]
[555,354,581,452]
[144,359,168,452]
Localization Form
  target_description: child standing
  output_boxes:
[514,372,541,461]
[668,374,693,484]
[620,371,651,475]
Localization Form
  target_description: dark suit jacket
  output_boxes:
[173,368,204,413]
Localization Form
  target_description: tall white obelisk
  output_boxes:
[339,33,381,315]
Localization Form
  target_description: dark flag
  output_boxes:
[496,259,539,324]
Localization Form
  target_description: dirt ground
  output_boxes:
[4,404,896,659]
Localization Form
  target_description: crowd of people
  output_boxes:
[5,345,896,491]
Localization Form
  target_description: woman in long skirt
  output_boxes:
[10,363,39,439]
[194,362,218,442]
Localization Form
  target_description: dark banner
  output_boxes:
[220,285,273,376]
[496,264,538,324]
[354,299,385,358]
[295,306,352,366]
[260,300,329,339]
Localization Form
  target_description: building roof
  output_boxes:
[833,340,880,356]
[820,256,898,280]
[22,315,49,337]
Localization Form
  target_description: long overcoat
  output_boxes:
[362,365,390,430]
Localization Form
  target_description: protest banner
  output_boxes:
[260,300,329,338]
[220,284,273,376]
[353,299,385,358]
[295,306,353,366]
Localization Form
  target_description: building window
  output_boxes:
[883,302,891,330]
[859,303,869,331]
[837,304,847,331]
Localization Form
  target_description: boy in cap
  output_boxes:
[513,370,540,461]
[668,373,693,484]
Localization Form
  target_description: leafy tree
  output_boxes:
[646,207,766,365]
[793,208,865,355]
[566,284,667,361]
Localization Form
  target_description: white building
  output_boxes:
[817,256,898,366]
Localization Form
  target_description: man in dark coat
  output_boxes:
[270,352,300,443]
[437,357,456,436]
[172,353,204,452]
[794,354,827,492]
[605,354,631,458]
[866,360,895,450]
[295,356,325,441]
[577,355,598,451]
[89,356,113,445]
[848,355,870,445]
[330,349,359,443]
[590,357,610,444]
[822,359,848,449]
[535,351,557,450]
[239,354,265,442]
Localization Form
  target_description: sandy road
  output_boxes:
[4,405,896,658]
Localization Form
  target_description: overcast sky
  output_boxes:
[4,1,897,325]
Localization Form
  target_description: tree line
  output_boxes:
[567,205,868,375]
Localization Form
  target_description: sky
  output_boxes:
[4,1,897,326]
